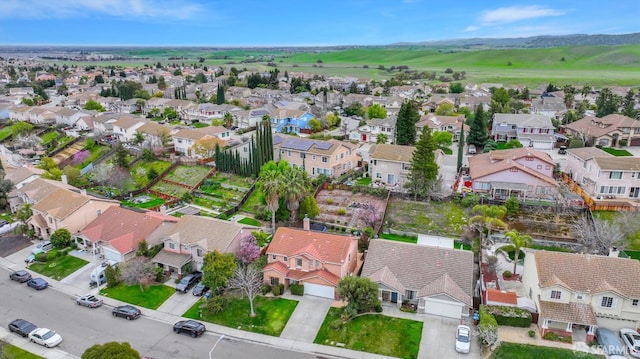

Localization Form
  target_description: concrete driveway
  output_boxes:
[280,295,333,342]
[420,314,481,359]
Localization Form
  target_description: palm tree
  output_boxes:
[223,112,234,129]
[258,168,282,231]
[468,204,508,248]
[282,166,312,225]
[504,230,532,276]
[14,203,33,237]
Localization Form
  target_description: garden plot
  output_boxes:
[208,173,254,189]
[163,165,211,187]
[384,199,467,237]
[150,182,191,197]
[315,189,387,230]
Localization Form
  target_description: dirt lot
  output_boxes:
[384,199,468,237]
[315,189,387,230]
[0,234,31,257]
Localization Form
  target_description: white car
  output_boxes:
[620,328,640,358]
[455,325,471,353]
[28,328,62,348]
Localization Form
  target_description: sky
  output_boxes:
[0,1,637,46]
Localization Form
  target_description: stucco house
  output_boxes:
[563,114,640,147]
[522,249,640,341]
[491,113,556,150]
[416,114,468,142]
[262,219,359,299]
[355,117,396,143]
[112,116,148,143]
[173,126,230,158]
[273,134,358,178]
[361,239,474,319]
[135,121,172,149]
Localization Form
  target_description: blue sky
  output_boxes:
[0,1,637,46]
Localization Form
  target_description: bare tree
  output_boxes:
[91,163,114,186]
[478,324,499,348]
[120,257,156,292]
[570,215,625,255]
[363,203,382,228]
[227,265,263,317]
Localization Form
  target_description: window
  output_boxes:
[300,153,305,159]
[609,171,623,180]
[322,156,328,163]
[272,254,276,260]
[196,248,203,257]
[309,260,313,268]
[340,153,344,159]
[296,258,302,267]
[405,290,416,300]
[601,296,614,308]
[599,186,626,194]
[550,290,561,300]
[545,165,551,170]
[270,277,279,286]
[576,293,584,300]
[312,155,316,160]
[537,165,543,169]
[316,260,320,268]
[376,172,382,179]
[633,299,639,307]
[168,243,175,249]
[283,256,288,262]
[287,151,291,157]
[526,156,534,161]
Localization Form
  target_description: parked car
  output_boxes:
[176,272,202,293]
[24,254,35,264]
[620,328,640,358]
[112,305,141,320]
[8,319,37,337]
[28,328,62,348]
[595,327,626,359]
[173,320,206,338]
[558,145,567,154]
[77,294,103,308]
[468,144,477,155]
[0,219,9,227]
[10,270,32,283]
[455,325,471,354]
[26,278,48,290]
[192,282,209,296]
[32,241,52,255]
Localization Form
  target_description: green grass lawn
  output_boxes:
[380,233,471,250]
[121,196,165,209]
[601,147,633,156]
[1,340,43,359]
[238,217,261,226]
[29,254,89,280]
[0,125,16,142]
[151,182,191,197]
[130,159,171,188]
[184,296,298,336]
[100,284,174,310]
[164,165,211,187]
[490,342,604,359]
[356,177,372,186]
[241,188,266,214]
[315,308,423,359]
[385,199,467,236]
[40,131,61,145]
[441,147,453,155]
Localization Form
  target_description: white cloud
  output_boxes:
[0,0,205,20]
[479,5,566,25]
[463,25,479,32]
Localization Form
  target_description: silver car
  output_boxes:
[76,294,103,308]
[620,328,640,358]
[455,325,471,353]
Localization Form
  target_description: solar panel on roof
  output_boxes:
[283,138,313,151]
[313,141,333,150]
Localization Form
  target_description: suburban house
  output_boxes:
[150,215,253,275]
[173,126,230,158]
[55,107,87,127]
[530,96,567,120]
[75,206,178,263]
[361,239,474,319]
[273,134,358,177]
[563,114,640,147]
[355,117,396,143]
[564,147,640,201]
[415,114,468,142]
[5,167,45,190]
[8,178,78,213]
[491,113,556,150]
[367,144,443,191]
[522,249,640,341]
[135,121,172,149]
[262,219,359,299]
[112,116,148,143]
[271,109,314,134]
[468,148,559,200]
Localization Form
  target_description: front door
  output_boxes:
[391,292,398,303]
[362,134,367,142]
[381,291,390,302]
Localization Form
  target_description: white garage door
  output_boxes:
[597,317,638,332]
[422,298,463,319]
[532,141,553,150]
[304,283,335,299]
[102,248,122,264]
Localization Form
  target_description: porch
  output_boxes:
[539,300,597,343]
[151,249,192,278]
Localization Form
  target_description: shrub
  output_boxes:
[460,193,480,208]
[290,284,304,296]
[503,270,512,278]
[329,319,344,330]
[279,284,284,295]
[485,305,532,327]
[374,302,383,313]
[261,284,272,295]
[528,330,536,338]
[36,252,48,262]
[337,208,346,215]
[326,199,334,205]
[204,295,227,314]
[272,284,281,296]
[543,332,558,341]
[478,305,499,346]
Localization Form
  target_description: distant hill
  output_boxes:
[396,33,640,49]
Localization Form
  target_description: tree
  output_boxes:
[236,233,261,265]
[113,144,129,168]
[120,257,156,291]
[81,342,139,359]
[595,88,621,118]
[435,103,455,116]
[308,118,322,132]
[376,133,388,144]
[504,230,532,275]
[194,137,223,159]
[299,195,320,219]
[50,228,71,249]
[367,103,387,119]
[227,265,263,317]
[363,203,382,228]
[223,112,234,129]
[457,125,465,172]
[504,196,520,217]
[395,100,419,145]
[84,99,106,112]
[202,250,237,290]
[432,131,453,151]
[469,205,508,248]
[622,89,637,119]
[449,82,464,94]
[282,165,312,224]
[570,216,625,255]
[344,103,364,117]
[489,87,512,116]
[337,276,380,315]
[503,139,523,149]
[216,84,225,105]
[12,121,33,137]
[258,161,285,230]
[132,132,145,146]
[468,105,488,147]
[405,127,439,200]
[14,203,32,236]
[63,165,82,186]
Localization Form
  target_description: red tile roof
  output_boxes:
[267,227,354,264]
[288,269,341,286]
[263,261,289,275]
[486,288,518,305]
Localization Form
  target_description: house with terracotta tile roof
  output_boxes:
[522,249,640,341]
[563,114,640,147]
[468,148,559,200]
[262,218,359,299]
[361,239,474,319]
[76,206,178,263]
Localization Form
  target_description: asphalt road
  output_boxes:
[0,268,319,359]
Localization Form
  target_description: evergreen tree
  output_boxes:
[595,88,621,118]
[468,106,488,147]
[622,89,637,119]
[405,127,439,200]
[457,125,465,172]
[395,101,419,145]
[217,84,225,105]
[489,87,512,116]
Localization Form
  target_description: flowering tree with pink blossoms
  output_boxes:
[236,233,260,265]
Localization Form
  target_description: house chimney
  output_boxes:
[61,175,68,185]
[609,247,620,258]
[303,214,310,231]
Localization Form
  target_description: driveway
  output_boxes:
[280,295,333,342]
[0,234,31,257]
[420,314,481,359]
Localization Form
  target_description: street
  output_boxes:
[0,268,318,359]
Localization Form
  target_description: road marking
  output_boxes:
[209,334,225,359]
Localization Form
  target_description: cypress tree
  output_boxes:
[468,106,488,147]
[395,100,419,145]
[406,127,439,200]
[457,125,465,172]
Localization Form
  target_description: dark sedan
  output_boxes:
[173,320,206,338]
[112,305,141,320]
[26,278,48,290]
[192,282,209,296]
[8,319,37,337]
[10,270,32,283]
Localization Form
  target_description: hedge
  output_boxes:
[290,284,304,296]
[478,305,498,346]
[485,305,532,327]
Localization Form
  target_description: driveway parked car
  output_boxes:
[176,271,202,293]
[26,278,48,290]
[192,282,209,296]
[112,305,141,320]
[32,240,52,255]
[10,270,32,283]
[173,320,206,338]
[620,328,640,358]
[455,325,471,354]
[76,294,103,308]
[468,144,477,155]
[8,319,37,337]
[595,327,626,359]
[28,328,62,348]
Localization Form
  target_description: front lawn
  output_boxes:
[100,284,174,309]
[29,254,89,280]
[1,340,43,359]
[601,147,633,156]
[183,295,297,337]
[315,308,422,359]
[356,177,372,186]
[490,342,604,359]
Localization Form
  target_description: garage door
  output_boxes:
[532,141,553,150]
[102,248,121,264]
[597,317,638,332]
[303,283,335,299]
[630,138,640,146]
[422,298,463,319]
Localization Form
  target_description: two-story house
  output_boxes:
[112,116,148,143]
[415,114,468,142]
[468,148,558,200]
[135,122,172,149]
[491,113,555,150]
[262,218,359,299]
[173,126,230,158]
[563,114,640,147]
[273,134,358,178]
[522,249,640,341]
[368,144,414,190]
[355,117,396,143]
